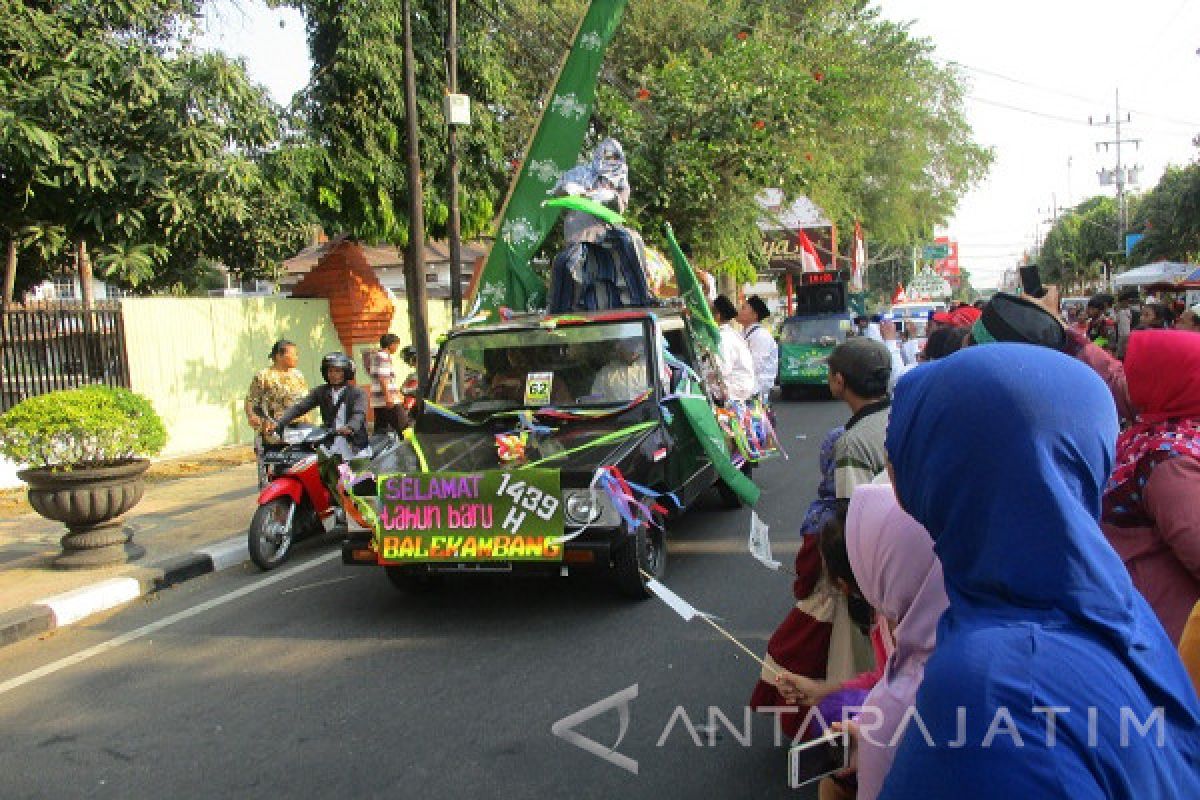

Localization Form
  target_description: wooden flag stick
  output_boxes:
[697,614,781,678]
[639,569,780,678]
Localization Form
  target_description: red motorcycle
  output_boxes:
[249,424,341,570]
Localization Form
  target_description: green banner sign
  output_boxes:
[376,470,564,563]
[471,0,629,316]
[779,344,832,385]
[922,243,950,260]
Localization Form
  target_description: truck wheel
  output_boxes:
[385,566,443,593]
[612,524,666,599]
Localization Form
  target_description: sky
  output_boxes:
[195,0,1200,288]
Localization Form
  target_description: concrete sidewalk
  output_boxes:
[0,461,267,648]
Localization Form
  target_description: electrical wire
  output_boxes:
[942,58,1200,130]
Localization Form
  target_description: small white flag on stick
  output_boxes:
[645,579,703,621]
[748,511,781,571]
[641,571,778,677]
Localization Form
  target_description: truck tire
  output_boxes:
[612,524,666,599]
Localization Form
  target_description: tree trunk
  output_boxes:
[76,238,95,310]
[3,237,16,308]
[717,272,737,301]
[76,238,97,377]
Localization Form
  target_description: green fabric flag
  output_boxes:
[675,393,761,506]
[664,223,720,354]
[471,0,629,316]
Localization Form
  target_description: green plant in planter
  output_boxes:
[0,386,167,470]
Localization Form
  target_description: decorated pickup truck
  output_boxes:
[339,307,773,598]
[777,311,854,398]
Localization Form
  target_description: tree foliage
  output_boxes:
[285,0,526,246]
[1129,162,1200,264]
[0,0,313,294]
[1039,196,1122,292]
[502,0,991,277]
[3,0,993,298]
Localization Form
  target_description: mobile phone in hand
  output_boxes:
[1019,264,1047,299]
[788,728,849,788]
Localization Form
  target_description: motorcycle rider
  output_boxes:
[265,352,369,462]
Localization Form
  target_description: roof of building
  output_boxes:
[282,235,489,277]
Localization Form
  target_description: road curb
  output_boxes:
[0,536,250,650]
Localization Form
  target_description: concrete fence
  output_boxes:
[1,295,455,487]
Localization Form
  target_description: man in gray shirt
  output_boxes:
[827,338,893,498]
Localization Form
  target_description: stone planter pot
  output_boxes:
[17,459,150,569]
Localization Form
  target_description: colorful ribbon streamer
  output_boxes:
[521,420,658,468]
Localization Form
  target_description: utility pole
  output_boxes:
[402,0,432,382]
[1066,156,1073,208]
[445,0,464,322]
[1090,90,1141,258]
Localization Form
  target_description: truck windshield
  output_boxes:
[431,320,652,412]
[781,318,848,346]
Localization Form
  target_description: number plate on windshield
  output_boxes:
[375,470,564,563]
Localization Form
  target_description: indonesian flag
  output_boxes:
[850,221,866,292]
[796,230,825,273]
[891,284,907,306]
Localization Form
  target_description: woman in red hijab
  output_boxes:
[1102,329,1200,643]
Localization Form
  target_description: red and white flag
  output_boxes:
[850,221,866,292]
[892,284,907,306]
[796,230,825,273]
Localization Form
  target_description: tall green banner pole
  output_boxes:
[469,0,629,317]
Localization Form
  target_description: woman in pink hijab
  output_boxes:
[843,484,948,800]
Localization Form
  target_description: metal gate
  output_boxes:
[0,302,130,411]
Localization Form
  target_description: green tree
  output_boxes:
[1039,195,1124,292]
[285,0,522,246]
[1129,163,1200,264]
[0,0,312,301]
[502,0,990,279]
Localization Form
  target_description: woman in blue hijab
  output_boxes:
[881,344,1200,798]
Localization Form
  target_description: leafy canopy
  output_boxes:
[0,0,313,292]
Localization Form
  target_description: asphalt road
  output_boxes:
[0,396,847,800]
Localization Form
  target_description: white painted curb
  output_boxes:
[36,578,143,627]
[196,537,250,572]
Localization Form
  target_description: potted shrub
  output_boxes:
[0,386,167,568]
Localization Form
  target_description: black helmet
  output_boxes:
[320,352,356,382]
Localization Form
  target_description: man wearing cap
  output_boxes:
[970,291,1134,422]
[827,337,893,498]
[737,295,779,402]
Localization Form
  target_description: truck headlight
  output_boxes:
[563,490,620,527]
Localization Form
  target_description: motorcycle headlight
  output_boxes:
[282,428,307,445]
[563,490,620,527]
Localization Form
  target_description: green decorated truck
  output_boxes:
[777,272,854,399]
